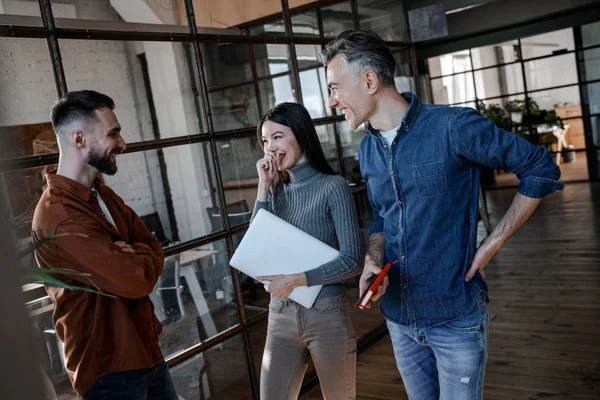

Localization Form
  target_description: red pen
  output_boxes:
[356,260,398,310]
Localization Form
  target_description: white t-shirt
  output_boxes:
[92,187,117,229]
[380,125,400,148]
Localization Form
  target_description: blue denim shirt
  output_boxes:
[358,92,564,328]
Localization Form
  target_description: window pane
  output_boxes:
[581,48,600,82]
[109,144,219,243]
[53,0,188,28]
[203,43,254,89]
[232,233,270,320]
[591,116,600,147]
[247,19,286,35]
[530,85,581,117]
[474,64,524,99]
[431,72,475,105]
[170,333,253,399]
[0,0,42,22]
[2,164,56,241]
[471,40,520,69]
[300,67,332,118]
[524,53,577,91]
[258,75,295,115]
[153,241,240,358]
[0,37,60,160]
[393,49,414,93]
[216,136,264,222]
[291,9,319,36]
[296,44,323,69]
[520,28,574,60]
[356,0,408,42]
[322,1,354,37]
[337,122,366,184]
[316,124,341,174]
[59,39,207,138]
[582,21,600,48]
[584,82,600,115]
[427,49,472,77]
[209,84,260,131]
[254,44,290,78]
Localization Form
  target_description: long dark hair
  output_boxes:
[257,102,336,191]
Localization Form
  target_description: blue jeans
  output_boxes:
[83,360,179,400]
[386,294,488,400]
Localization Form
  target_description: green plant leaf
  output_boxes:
[27,269,115,297]
[18,233,88,258]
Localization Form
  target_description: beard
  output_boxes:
[85,143,118,175]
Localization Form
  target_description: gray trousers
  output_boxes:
[260,294,357,400]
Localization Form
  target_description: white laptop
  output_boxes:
[229,208,339,308]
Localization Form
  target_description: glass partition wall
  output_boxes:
[426,24,600,185]
[0,0,416,398]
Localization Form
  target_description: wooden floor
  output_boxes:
[303,181,600,400]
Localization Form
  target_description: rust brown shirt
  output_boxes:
[32,171,164,396]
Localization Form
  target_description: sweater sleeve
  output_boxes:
[304,176,364,286]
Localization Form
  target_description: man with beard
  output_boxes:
[32,90,178,399]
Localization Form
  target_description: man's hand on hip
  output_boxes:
[465,236,503,281]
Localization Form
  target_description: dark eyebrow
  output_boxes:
[261,131,285,139]
[108,126,121,133]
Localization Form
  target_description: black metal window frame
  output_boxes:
[3,0,418,398]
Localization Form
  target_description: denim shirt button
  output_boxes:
[390,170,395,175]
[401,255,406,260]
[398,199,403,205]
[403,283,407,289]
[400,228,404,233]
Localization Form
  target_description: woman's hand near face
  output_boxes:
[256,151,277,183]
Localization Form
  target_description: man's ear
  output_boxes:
[72,130,85,148]
[365,70,380,95]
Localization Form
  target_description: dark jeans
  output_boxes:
[83,360,178,400]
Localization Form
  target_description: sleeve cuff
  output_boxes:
[254,200,269,210]
[304,268,324,287]
[518,177,565,198]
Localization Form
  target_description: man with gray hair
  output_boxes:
[321,30,563,399]
[32,90,178,399]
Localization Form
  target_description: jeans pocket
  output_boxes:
[311,295,343,314]
[443,305,484,333]
[412,161,447,197]
[269,297,285,313]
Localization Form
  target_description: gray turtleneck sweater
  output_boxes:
[251,161,363,300]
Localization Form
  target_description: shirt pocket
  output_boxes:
[412,161,447,197]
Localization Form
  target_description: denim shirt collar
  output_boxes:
[365,91,422,137]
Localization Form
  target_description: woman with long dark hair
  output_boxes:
[251,102,362,400]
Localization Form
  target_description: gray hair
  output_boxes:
[320,30,397,88]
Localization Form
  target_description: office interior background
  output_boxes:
[1,0,599,399]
